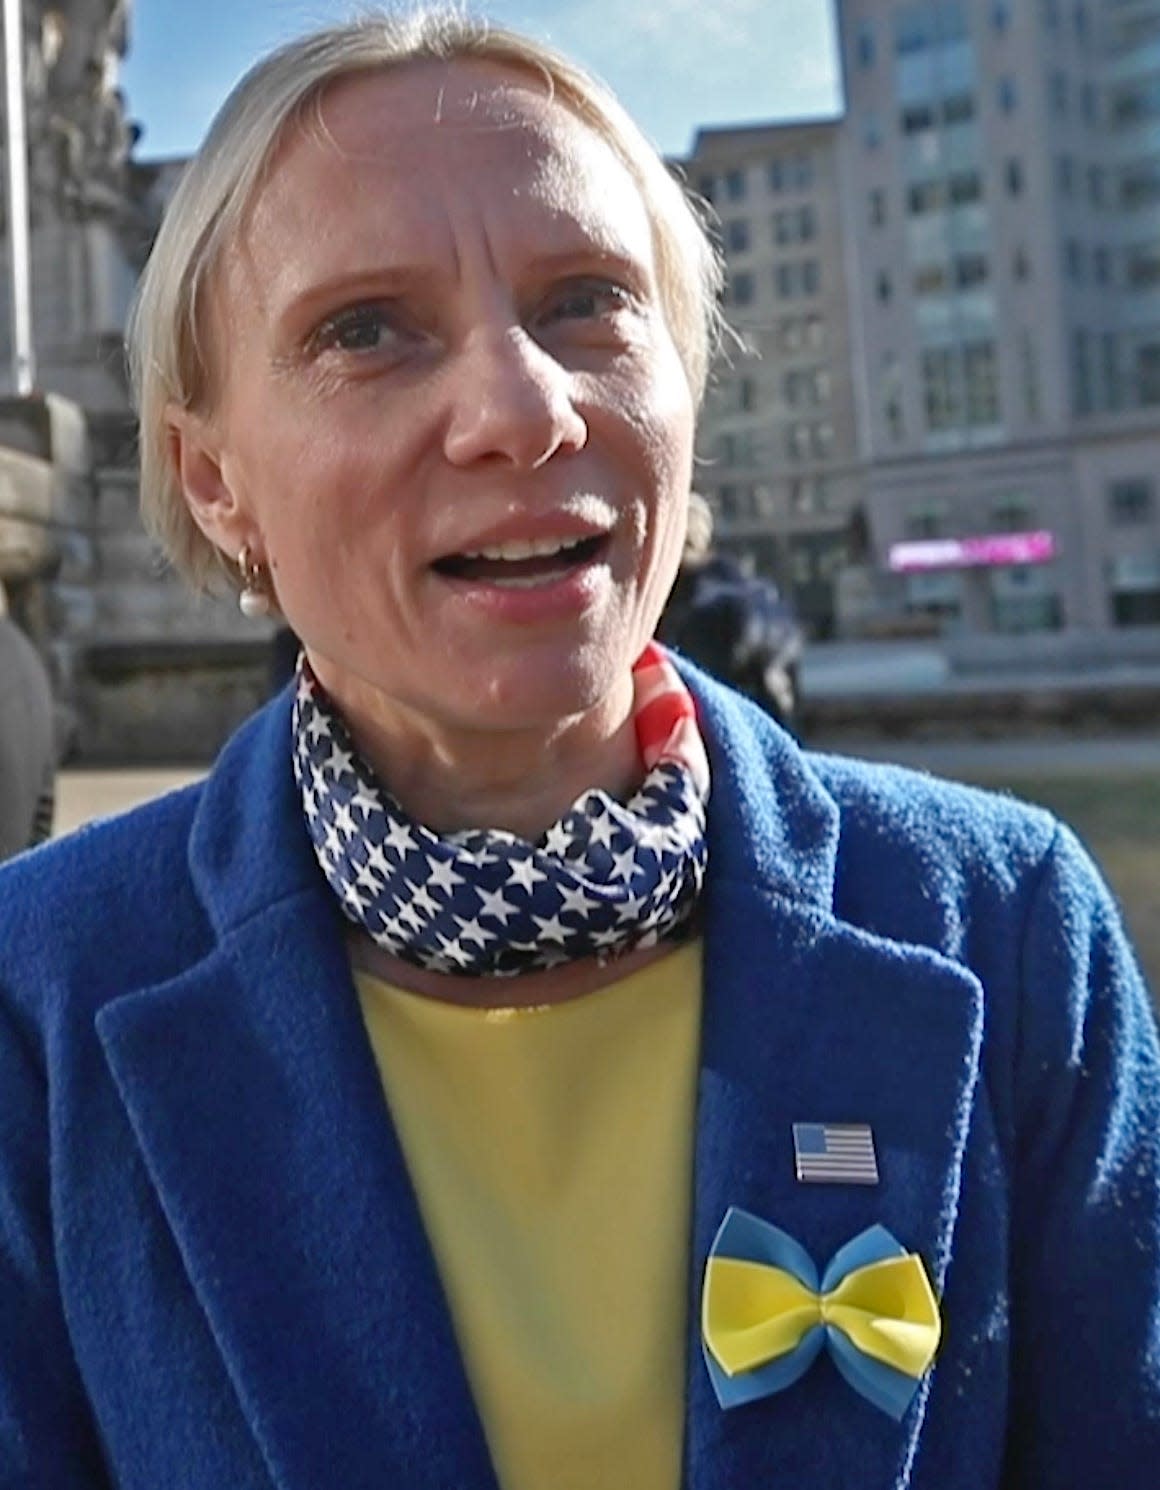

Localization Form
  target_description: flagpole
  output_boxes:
[3,0,35,395]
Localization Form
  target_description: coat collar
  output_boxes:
[98,671,982,1490]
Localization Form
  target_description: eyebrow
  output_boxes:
[273,245,651,334]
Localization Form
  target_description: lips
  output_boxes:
[432,532,608,586]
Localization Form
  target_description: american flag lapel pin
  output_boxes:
[793,1122,880,1185]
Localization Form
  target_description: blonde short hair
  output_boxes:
[127,7,724,587]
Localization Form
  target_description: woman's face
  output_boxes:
[179,61,695,743]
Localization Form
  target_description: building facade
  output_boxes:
[681,120,861,637]
[837,0,1160,636]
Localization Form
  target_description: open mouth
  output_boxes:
[432,533,608,589]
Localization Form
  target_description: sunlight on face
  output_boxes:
[205,61,695,752]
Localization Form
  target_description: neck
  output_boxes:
[306,659,641,839]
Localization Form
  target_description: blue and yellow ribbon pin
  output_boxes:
[702,1208,941,1420]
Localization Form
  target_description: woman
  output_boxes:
[1,11,1158,1488]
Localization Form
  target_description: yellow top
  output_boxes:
[354,940,703,1490]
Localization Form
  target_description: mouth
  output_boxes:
[432,532,609,589]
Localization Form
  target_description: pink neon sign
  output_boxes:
[889,529,1057,574]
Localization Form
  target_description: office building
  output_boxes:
[837,0,1160,634]
[681,119,861,637]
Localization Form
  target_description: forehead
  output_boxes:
[237,60,656,286]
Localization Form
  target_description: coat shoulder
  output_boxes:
[805,749,1060,960]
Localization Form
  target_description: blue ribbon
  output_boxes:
[702,1208,936,1420]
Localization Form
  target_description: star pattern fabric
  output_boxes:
[291,644,710,978]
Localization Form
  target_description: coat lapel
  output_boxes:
[96,697,499,1490]
[681,677,984,1490]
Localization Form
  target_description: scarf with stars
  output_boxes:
[292,642,710,978]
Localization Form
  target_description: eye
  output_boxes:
[540,278,637,325]
[311,303,409,356]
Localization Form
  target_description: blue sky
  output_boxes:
[120,0,842,162]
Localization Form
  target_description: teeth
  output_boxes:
[488,571,570,589]
[462,535,582,561]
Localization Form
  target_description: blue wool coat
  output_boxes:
[2,666,1159,1488]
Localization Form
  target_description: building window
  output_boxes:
[1021,331,1041,420]
[1126,242,1160,290]
[998,76,1017,114]
[1073,3,1088,41]
[738,376,757,413]
[992,494,1034,532]
[908,180,944,215]
[1110,554,1160,626]
[864,115,882,149]
[697,174,716,203]
[805,313,825,348]
[1088,165,1105,207]
[1072,328,1093,415]
[793,154,815,191]
[902,103,937,134]
[776,263,795,300]
[1109,479,1154,525]
[768,159,784,193]
[964,341,1000,426]
[1122,159,1160,208]
[798,204,816,241]
[1006,158,1024,196]
[869,188,887,227]
[1066,240,1085,282]
[943,93,975,126]
[949,171,982,205]
[724,168,747,202]
[878,271,894,302]
[790,478,830,515]
[992,1,1011,31]
[779,317,803,351]
[1103,332,1122,410]
[956,253,989,289]
[1094,246,1112,286]
[990,567,1062,634]
[1110,77,1160,130]
[1057,155,1074,195]
[882,353,905,441]
[1081,83,1098,126]
[914,263,947,296]
[802,260,820,296]
[717,431,756,467]
[1013,247,1031,281]
[1043,0,1060,30]
[1050,71,1069,117]
[725,218,750,254]
[905,501,949,541]
[922,348,961,431]
[729,270,755,307]
[1138,343,1160,406]
[905,572,964,629]
[773,209,793,245]
[920,345,1000,431]
[857,22,876,67]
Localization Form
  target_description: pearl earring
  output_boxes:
[237,544,272,619]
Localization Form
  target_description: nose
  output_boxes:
[442,326,588,469]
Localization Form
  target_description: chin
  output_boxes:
[459,644,631,733]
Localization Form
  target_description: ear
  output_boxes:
[165,403,252,560]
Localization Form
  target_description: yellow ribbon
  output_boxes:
[703,1252,941,1381]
